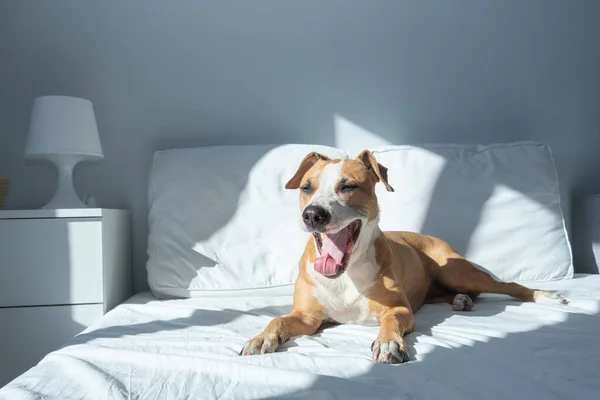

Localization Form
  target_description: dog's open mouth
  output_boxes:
[313,220,362,277]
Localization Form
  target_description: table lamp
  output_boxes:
[25,95,103,209]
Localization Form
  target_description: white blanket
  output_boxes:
[2,275,599,399]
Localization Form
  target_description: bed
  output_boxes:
[1,276,599,399]
[2,142,598,399]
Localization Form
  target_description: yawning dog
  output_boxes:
[240,150,567,364]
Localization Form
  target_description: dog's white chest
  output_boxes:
[308,259,379,325]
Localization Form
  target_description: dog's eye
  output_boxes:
[340,184,358,193]
[301,185,312,194]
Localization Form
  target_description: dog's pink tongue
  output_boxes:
[314,229,348,276]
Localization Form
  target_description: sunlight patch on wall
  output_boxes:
[333,114,392,156]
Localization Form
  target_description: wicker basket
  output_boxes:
[0,178,9,209]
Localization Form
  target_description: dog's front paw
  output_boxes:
[534,290,568,305]
[371,336,410,364]
[240,333,283,356]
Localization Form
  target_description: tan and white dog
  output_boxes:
[240,150,567,364]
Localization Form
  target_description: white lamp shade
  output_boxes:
[25,96,103,159]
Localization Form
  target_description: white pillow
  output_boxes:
[147,144,349,298]
[368,142,573,283]
[147,141,572,298]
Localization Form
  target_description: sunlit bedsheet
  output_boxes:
[2,274,599,399]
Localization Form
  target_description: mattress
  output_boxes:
[1,274,599,400]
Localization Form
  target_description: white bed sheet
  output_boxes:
[2,274,600,400]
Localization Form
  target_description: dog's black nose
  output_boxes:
[302,205,331,230]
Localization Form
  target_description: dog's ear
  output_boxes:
[357,150,394,192]
[285,152,330,190]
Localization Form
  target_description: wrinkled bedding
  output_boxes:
[2,274,599,399]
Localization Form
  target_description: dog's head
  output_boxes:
[285,150,394,276]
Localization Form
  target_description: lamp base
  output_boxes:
[40,155,89,209]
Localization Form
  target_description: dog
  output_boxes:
[240,150,567,364]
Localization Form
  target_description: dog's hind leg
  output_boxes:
[434,254,567,305]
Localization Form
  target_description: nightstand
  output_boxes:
[0,208,131,386]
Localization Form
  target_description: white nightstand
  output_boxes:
[0,208,131,386]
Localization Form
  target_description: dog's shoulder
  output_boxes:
[383,231,456,257]
[382,230,430,248]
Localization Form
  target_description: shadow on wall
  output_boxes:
[571,195,600,274]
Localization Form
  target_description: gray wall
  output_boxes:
[1,1,599,293]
